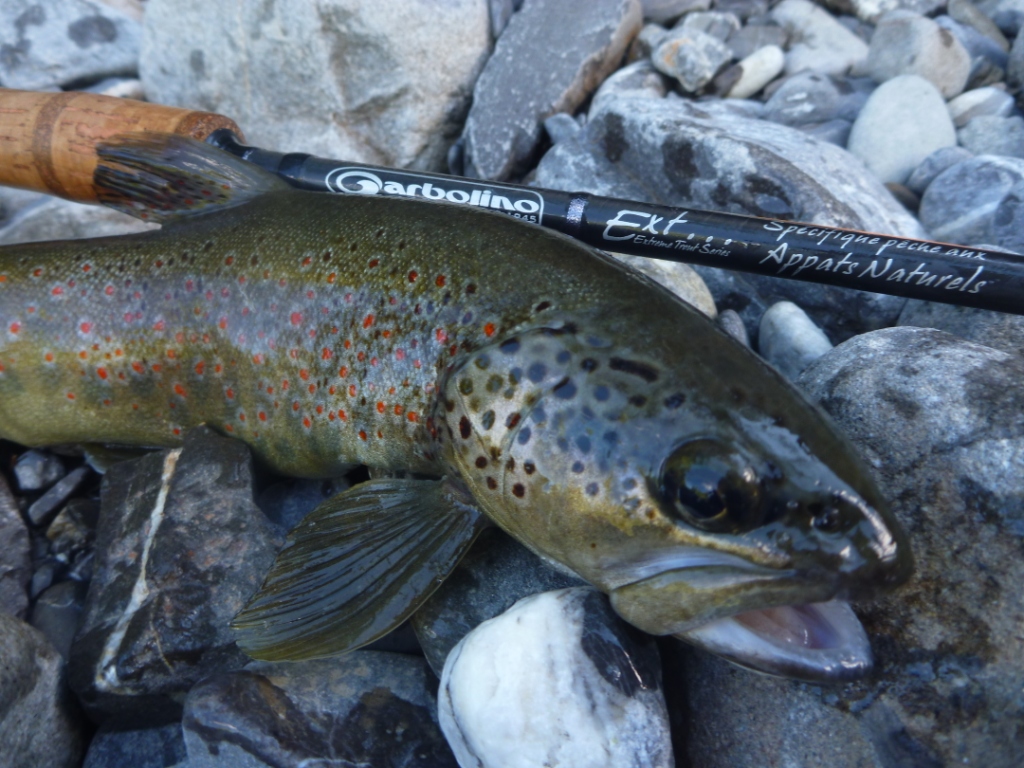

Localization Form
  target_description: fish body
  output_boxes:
[0,136,911,679]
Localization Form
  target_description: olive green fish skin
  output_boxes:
[0,188,911,636]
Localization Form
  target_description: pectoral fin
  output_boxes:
[232,477,487,661]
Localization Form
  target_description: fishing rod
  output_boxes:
[2,88,1022,316]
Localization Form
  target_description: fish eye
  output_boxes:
[659,439,764,533]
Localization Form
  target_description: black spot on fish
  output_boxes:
[557,437,570,452]
[517,427,532,445]
[524,461,536,474]
[506,412,521,429]
[556,350,571,364]
[445,399,455,412]
[664,393,686,409]
[576,436,591,454]
[509,367,522,384]
[572,461,585,473]
[512,483,525,498]
[603,431,619,445]
[609,358,660,382]
[500,338,521,354]
[581,358,598,372]
[466,283,476,294]
[475,456,488,468]
[486,374,503,392]
[594,385,610,402]
[629,395,647,407]
[459,416,471,439]
[486,477,497,490]
[535,301,551,312]
[531,406,546,424]
[506,458,516,472]
[481,410,495,430]
[554,378,577,399]
[459,379,474,395]
[527,363,547,383]
[586,483,599,497]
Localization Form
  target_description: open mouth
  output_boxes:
[604,549,874,682]
[674,600,872,682]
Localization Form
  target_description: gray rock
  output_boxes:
[762,71,867,127]
[867,11,972,98]
[143,0,491,173]
[798,118,853,146]
[628,22,670,61]
[918,154,1024,244]
[758,300,833,378]
[652,26,733,92]
[489,0,525,38]
[0,613,86,768]
[0,197,155,246]
[0,187,45,230]
[462,0,641,179]
[611,254,718,316]
[937,14,1009,89]
[949,0,1011,51]
[183,652,456,767]
[975,0,1024,34]
[30,580,87,660]
[771,0,869,76]
[724,44,785,99]
[413,528,586,676]
[906,145,974,194]
[789,327,1024,767]
[12,449,65,491]
[0,474,30,618]
[958,114,1024,158]
[27,466,91,527]
[715,0,770,19]
[844,0,945,23]
[1009,18,1024,87]
[848,75,957,185]
[534,82,922,340]
[439,588,672,768]
[899,299,1024,357]
[543,112,583,145]
[255,476,349,534]
[989,177,1024,252]
[676,10,741,40]
[68,427,282,723]
[0,0,141,90]
[716,308,751,346]
[45,498,99,560]
[83,722,186,768]
[641,0,710,24]
[726,22,789,60]
[947,86,1015,128]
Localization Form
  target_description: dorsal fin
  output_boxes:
[94,133,290,225]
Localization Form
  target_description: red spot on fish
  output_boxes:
[303,417,312,429]
[97,368,108,380]
[316,405,324,415]
[394,404,404,415]
[226,387,235,399]
[155,260,163,268]
[195,361,205,375]
[408,271,418,282]
[413,359,422,369]
[173,427,181,436]
[79,351,88,360]
[363,314,374,328]
[369,259,379,268]
[449,344,458,356]
[281,379,289,390]
[174,384,186,397]
[259,411,267,421]
[327,273,336,283]
[44,352,53,363]
[339,409,347,421]
[306,290,314,299]
[219,317,228,330]
[175,332,185,344]
[339,366,348,378]
[376,401,385,413]
[344,339,352,349]
[225,256,234,266]
[328,385,336,395]
[357,351,366,362]
[33,268,42,277]
[215,364,223,374]
[8,322,19,334]
[66,392,75,400]
[382,330,391,339]
[436,329,447,343]
[300,369,310,381]
[395,349,405,361]
[52,286,63,296]
[152,364,163,373]
[153,320,165,332]
[105,285,114,296]
[132,362,144,374]
[484,323,495,337]
[328,411,336,421]
[225,424,234,432]
[359,430,367,440]
[349,384,357,397]
[167,350,177,359]
[371,357,378,367]
[302,257,312,267]
[291,312,302,326]
[407,411,419,422]
[104,399,111,406]
[239,412,246,421]
[292,401,300,411]
[436,275,446,287]
[186,280,194,291]
[82,264,91,272]
[266,385,274,394]
[253,354,263,365]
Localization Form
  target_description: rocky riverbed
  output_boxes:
[1,1,1023,766]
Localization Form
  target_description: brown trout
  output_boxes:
[0,136,911,680]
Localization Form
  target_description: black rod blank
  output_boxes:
[207,130,1024,317]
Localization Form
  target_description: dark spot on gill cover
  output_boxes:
[459,416,471,439]
[579,591,661,697]
[609,357,659,382]
[481,410,495,430]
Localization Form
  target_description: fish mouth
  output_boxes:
[605,550,874,682]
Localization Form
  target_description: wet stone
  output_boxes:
[757,301,833,380]
[988,179,1024,253]
[899,299,1024,358]
[46,497,99,559]
[716,308,751,347]
[68,427,282,724]
[641,0,710,25]
[543,112,584,145]
[0,613,86,768]
[461,0,641,179]
[183,652,456,768]
[0,473,30,618]
[30,580,88,660]
[412,527,586,676]
[13,449,65,492]
[948,0,1011,52]
[918,154,1024,245]
[255,475,350,534]
[0,0,142,90]
[440,587,672,768]
[27,466,91,527]
[676,10,741,41]
[534,81,919,340]
[82,721,187,768]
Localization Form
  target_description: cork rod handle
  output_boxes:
[0,88,243,204]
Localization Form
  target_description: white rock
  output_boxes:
[847,0,945,23]
[141,0,492,172]
[947,86,1015,127]
[725,45,785,99]
[758,301,833,380]
[439,588,673,768]
[770,0,869,76]
[866,11,972,99]
[848,75,957,184]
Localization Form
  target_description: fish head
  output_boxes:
[435,316,911,681]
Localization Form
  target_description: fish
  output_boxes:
[0,135,912,681]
